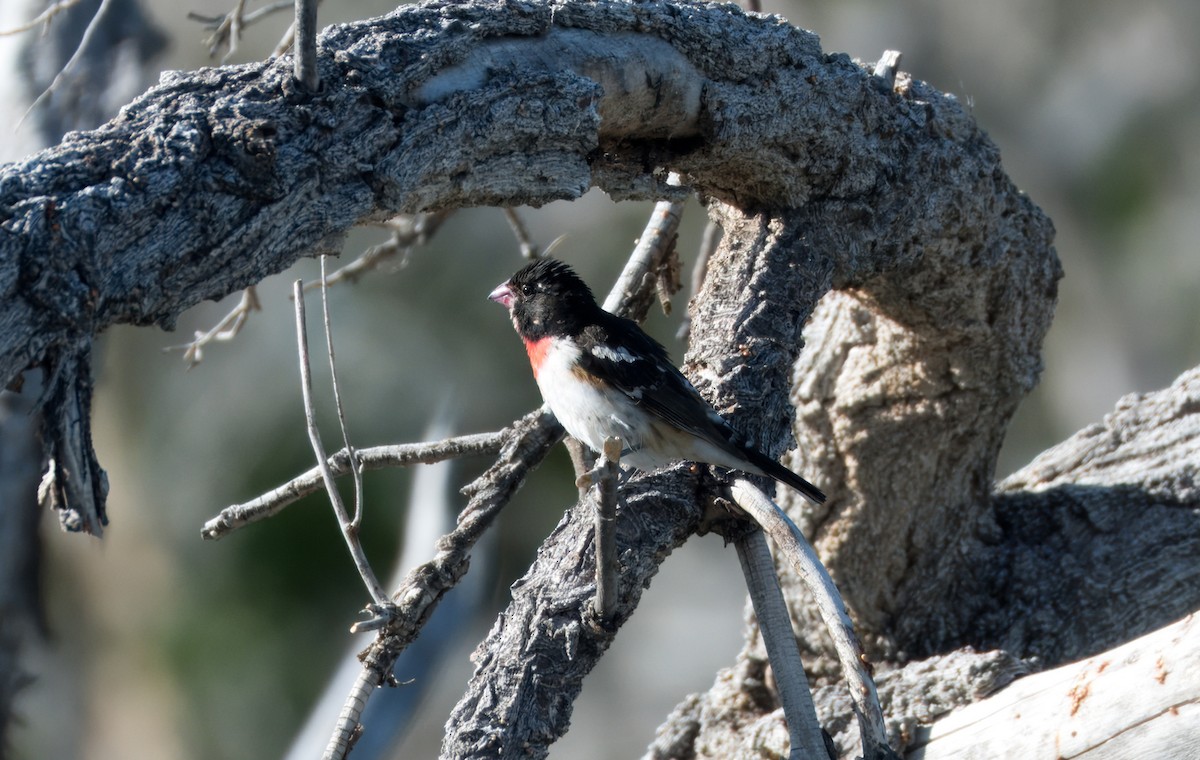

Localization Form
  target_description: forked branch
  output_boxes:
[730,479,893,758]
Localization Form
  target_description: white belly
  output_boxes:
[537,348,634,448]
[533,340,745,473]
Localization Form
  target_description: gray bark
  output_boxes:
[0,0,164,750]
[659,362,1200,758]
[0,0,1194,757]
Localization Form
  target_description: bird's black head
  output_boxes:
[489,258,598,341]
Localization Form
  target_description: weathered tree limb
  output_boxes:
[661,364,1200,757]
[911,612,1200,759]
[441,467,706,759]
[0,0,164,748]
[8,0,1154,755]
[0,0,1039,422]
[981,366,1200,663]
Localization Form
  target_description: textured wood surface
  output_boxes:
[1,1,1194,757]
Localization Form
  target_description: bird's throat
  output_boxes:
[523,336,551,378]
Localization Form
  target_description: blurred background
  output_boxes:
[2,0,1197,758]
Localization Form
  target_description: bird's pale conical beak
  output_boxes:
[488,282,514,308]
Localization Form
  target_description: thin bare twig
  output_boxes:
[0,0,84,36]
[294,280,388,606]
[735,526,826,760]
[318,257,365,529]
[586,436,622,619]
[602,199,685,315]
[272,0,325,59]
[302,211,451,292]
[502,208,540,259]
[677,218,720,341]
[165,286,260,367]
[190,0,238,62]
[601,212,683,313]
[293,0,319,90]
[19,0,114,129]
[175,215,447,367]
[323,408,565,760]
[188,0,292,29]
[188,0,293,60]
[729,478,893,760]
[201,432,506,540]
[272,21,295,58]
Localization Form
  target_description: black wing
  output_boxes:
[576,316,748,454]
[576,314,827,504]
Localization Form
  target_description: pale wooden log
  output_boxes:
[910,613,1200,759]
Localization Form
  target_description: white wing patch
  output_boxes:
[591,344,639,364]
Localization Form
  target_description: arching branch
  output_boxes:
[0,1,1103,757]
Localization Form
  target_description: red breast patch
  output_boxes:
[523,337,551,378]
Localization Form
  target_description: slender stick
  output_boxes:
[592,436,622,619]
[323,645,386,760]
[730,479,893,759]
[323,408,564,759]
[503,208,539,259]
[201,432,506,539]
[602,197,684,315]
[0,0,83,36]
[734,527,826,760]
[294,280,388,606]
[319,257,365,529]
[302,211,452,292]
[220,0,246,62]
[166,286,260,367]
[189,0,291,28]
[293,0,319,90]
[19,0,114,128]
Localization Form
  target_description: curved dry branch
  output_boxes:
[731,479,889,758]
[1,0,1051,540]
[735,527,826,760]
[0,0,1034,389]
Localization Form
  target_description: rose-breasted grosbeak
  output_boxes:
[489,258,826,505]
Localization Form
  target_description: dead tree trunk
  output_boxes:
[0,0,1195,757]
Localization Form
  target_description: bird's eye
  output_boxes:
[520,283,535,296]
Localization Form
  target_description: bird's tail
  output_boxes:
[741,446,827,505]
